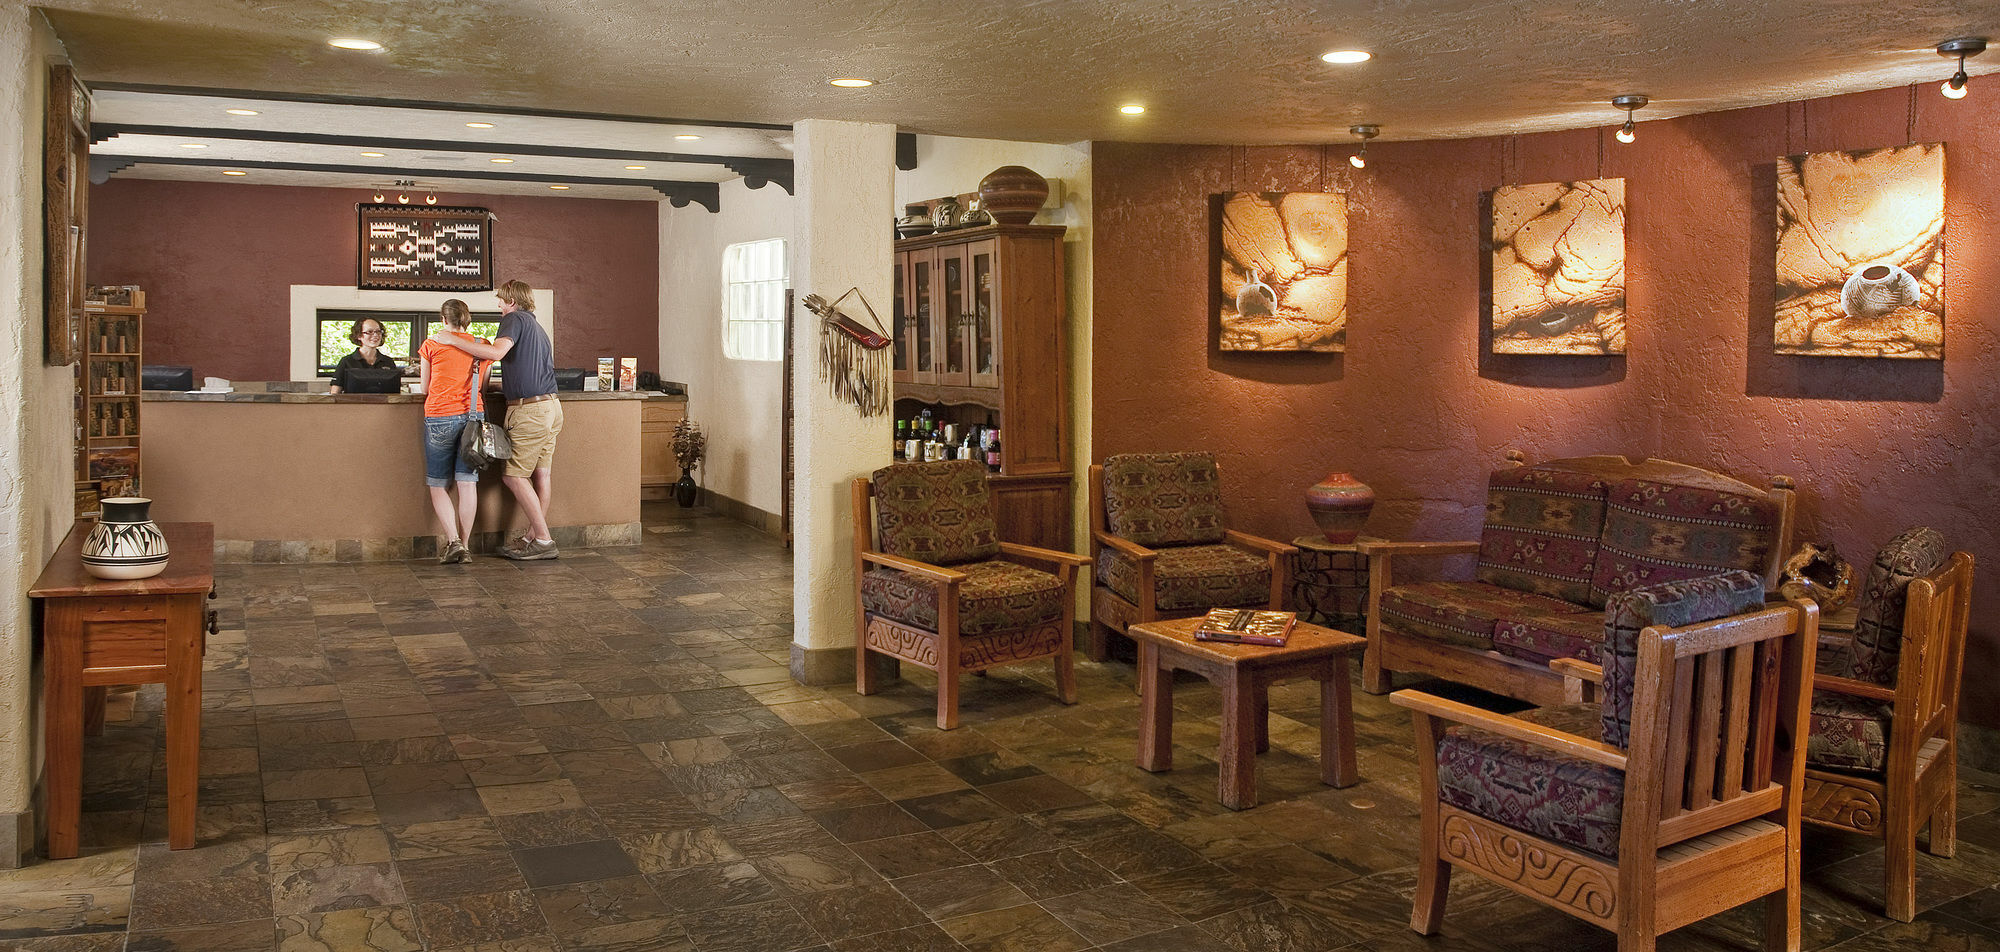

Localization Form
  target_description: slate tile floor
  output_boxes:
[5,505,2000,951]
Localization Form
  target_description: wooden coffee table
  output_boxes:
[1128,615,1364,810]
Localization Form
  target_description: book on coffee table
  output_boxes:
[1193,609,1297,646]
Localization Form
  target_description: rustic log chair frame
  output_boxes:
[1806,550,1974,921]
[1357,452,1796,707]
[1086,461,1295,662]
[1395,596,1820,952]
[851,475,1090,730]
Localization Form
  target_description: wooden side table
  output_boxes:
[1128,615,1365,810]
[1289,535,1379,631]
[31,522,214,859]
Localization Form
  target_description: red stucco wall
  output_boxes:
[1092,86,2000,726]
[86,180,660,380]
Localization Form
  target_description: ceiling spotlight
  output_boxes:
[360,151,385,158]
[179,143,207,149]
[489,157,514,163]
[465,121,495,129]
[624,165,647,170]
[326,38,382,51]
[828,78,874,87]
[221,170,247,176]
[674,134,702,141]
[373,191,385,202]
[1938,38,1987,99]
[549,184,571,190]
[1119,104,1146,115]
[397,192,409,204]
[224,108,259,116]
[425,192,437,205]
[1321,50,1371,64]
[1348,124,1378,168]
[1612,94,1648,143]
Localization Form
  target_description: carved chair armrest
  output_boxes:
[1391,689,1628,770]
[1812,673,1897,703]
[1224,530,1297,557]
[1092,530,1157,562]
[998,542,1091,572]
[858,550,969,587]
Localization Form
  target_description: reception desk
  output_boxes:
[141,390,677,561]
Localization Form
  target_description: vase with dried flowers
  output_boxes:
[671,420,706,507]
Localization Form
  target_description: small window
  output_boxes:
[723,238,788,361]
[315,310,504,376]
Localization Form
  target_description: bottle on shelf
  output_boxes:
[985,429,1002,472]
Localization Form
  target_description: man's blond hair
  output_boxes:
[496,280,535,312]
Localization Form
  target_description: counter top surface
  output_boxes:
[144,390,683,404]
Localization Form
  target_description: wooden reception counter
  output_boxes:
[141,390,675,560]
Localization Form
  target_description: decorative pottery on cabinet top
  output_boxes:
[1217,192,1348,352]
[1775,143,1944,359]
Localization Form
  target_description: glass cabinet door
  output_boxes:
[892,253,912,383]
[967,240,999,388]
[912,254,934,383]
[937,245,969,386]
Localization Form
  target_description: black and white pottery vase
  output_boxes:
[82,496,170,580]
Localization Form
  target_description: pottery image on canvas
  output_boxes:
[1217,191,1348,352]
[1489,178,1626,355]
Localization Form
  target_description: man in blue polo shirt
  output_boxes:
[428,279,562,559]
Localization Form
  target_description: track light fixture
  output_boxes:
[1612,94,1648,143]
[425,192,438,205]
[1349,125,1378,168]
[1938,38,1987,99]
[373,191,384,203]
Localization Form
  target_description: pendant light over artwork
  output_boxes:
[1938,38,1987,99]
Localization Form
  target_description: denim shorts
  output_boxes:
[424,413,479,487]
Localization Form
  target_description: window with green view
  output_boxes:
[316,310,503,377]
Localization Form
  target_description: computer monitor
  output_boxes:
[141,365,195,391]
[342,366,404,394]
[554,368,586,391]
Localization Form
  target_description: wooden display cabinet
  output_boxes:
[75,294,146,517]
[892,224,1070,550]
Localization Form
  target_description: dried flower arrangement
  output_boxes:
[671,419,707,471]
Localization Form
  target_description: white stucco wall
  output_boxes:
[1,5,82,835]
[657,179,795,515]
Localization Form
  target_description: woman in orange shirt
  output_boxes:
[419,300,493,564]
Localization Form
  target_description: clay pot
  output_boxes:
[82,496,170,579]
[1304,473,1374,543]
[1840,263,1919,320]
[978,166,1049,224]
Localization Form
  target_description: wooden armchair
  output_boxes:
[853,460,1090,730]
[1394,571,1819,952]
[1087,453,1294,661]
[1801,527,1973,921]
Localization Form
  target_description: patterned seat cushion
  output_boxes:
[1493,611,1610,666]
[1598,571,1768,748]
[1101,453,1229,547]
[1589,478,1779,608]
[1838,527,1947,686]
[1806,691,1893,773]
[861,559,1065,636]
[1379,581,1591,652]
[872,460,999,566]
[1097,543,1269,612]
[1436,703,1626,858]
[1475,466,1611,604]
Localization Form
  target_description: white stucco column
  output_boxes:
[789,119,895,683]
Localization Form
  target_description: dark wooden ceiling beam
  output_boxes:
[91,122,784,171]
[91,154,722,212]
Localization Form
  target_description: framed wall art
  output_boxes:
[1774,143,1943,359]
[358,204,495,291]
[43,64,90,365]
[1489,178,1625,355]
[1217,191,1347,352]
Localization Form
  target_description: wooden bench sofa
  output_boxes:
[1357,453,1796,707]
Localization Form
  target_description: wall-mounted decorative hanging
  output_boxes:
[805,288,892,417]
[1217,192,1347,351]
[1774,143,1944,359]
[357,204,495,291]
[1489,178,1626,355]
[43,64,90,365]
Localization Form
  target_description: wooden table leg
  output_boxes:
[43,605,84,859]
[164,596,204,850]
[83,686,108,737]
[1136,642,1174,772]
[1252,673,1270,754]
[1322,655,1359,788]
[1219,671,1259,810]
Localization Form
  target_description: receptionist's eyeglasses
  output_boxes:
[360,328,386,338]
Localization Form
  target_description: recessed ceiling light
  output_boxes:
[1321,50,1372,64]
[221,170,248,176]
[490,157,514,163]
[359,151,385,157]
[549,185,571,190]
[1119,104,1146,115]
[224,108,259,116]
[674,134,702,141]
[326,38,382,51]
[829,78,874,87]
[465,121,495,129]
[624,165,647,170]
[179,143,207,149]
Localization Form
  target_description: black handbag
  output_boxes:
[453,357,512,469]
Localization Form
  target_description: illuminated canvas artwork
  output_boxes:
[1774,143,1944,359]
[1217,191,1347,351]
[1490,178,1626,355]
[358,204,495,291]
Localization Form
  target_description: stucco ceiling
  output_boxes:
[34,0,2000,194]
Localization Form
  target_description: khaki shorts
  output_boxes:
[504,399,563,478]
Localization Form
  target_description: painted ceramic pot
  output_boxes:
[1304,472,1374,543]
[82,496,170,580]
[1840,263,1919,320]
[978,166,1049,224]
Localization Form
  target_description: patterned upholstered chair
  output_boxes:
[852,460,1090,730]
[1087,453,1295,662]
[1394,572,1819,952]
[1804,527,1974,921]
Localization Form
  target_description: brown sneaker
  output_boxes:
[502,538,559,561]
[439,540,468,565]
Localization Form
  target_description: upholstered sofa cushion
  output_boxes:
[1435,703,1627,858]
[1475,466,1612,604]
[872,460,999,566]
[1806,691,1892,773]
[1379,581,1591,652]
[861,559,1065,636]
[1494,612,1611,666]
[1097,543,1269,612]
[1590,478,1779,607]
[1101,453,1229,548]
[1599,571,1768,749]
[1841,526,1948,686]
